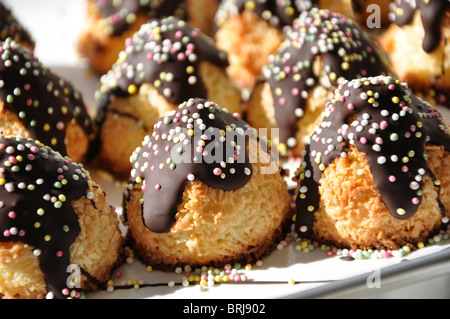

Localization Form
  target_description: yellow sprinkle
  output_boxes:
[288,279,296,285]
[61,106,68,114]
[245,264,252,271]
[146,266,153,273]
[307,205,315,212]
[0,178,5,185]
[392,96,400,104]
[186,66,194,74]
[417,242,425,249]
[200,280,207,287]
[43,123,50,131]
[128,84,137,95]
[397,208,406,216]
[107,280,114,287]
[44,235,51,241]
[244,1,256,10]
[285,6,295,16]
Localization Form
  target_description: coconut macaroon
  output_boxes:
[94,17,243,179]
[78,0,219,75]
[122,98,291,270]
[246,9,393,157]
[294,75,450,251]
[378,0,450,94]
[0,39,96,164]
[0,135,123,299]
[0,2,34,50]
[214,0,312,89]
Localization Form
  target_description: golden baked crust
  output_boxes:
[310,144,448,250]
[124,139,291,270]
[246,81,331,156]
[0,102,91,164]
[96,61,243,179]
[215,10,284,89]
[0,181,123,299]
[378,11,450,91]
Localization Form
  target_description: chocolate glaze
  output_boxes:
[0,135,91,299]
[0,39,95,158]
[123,98,253,233]
[0,3,34,47]
[215,0,318,29]
[295,75,450,239]
[96,16,228,124]
[389,0,450,52]
[261,8,392,147]
[95,0,189,36]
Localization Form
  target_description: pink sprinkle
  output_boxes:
[150,165,155,171]
[402,166,409,173]
[279,97,286,105]
[292,88,300,96]
[154,150,159,156]
[234,275,241,282]
[155,184,161,191]
[388,84,395,90]
[213,168,222,176]
[8,156,16,164]
[340,95,345,102]
[380,121,388,130]
[30,146,39,153]
[360,137,367,144]
[62,288,70,296]
[389,175,396,182]
[8,211,16,219]
[412,197,419,205]
[56,251,63,257]
[326,250,333,257]
[3,230,10,237]
[375,137,383,144]
[347,103,354,110]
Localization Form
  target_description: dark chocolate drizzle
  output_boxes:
[96,16,228,119]
[260,8,393,147]
[95,16,230,152]
[389,0,450,52]
[215,0,319,29]
[95,0,189,36]
[0,3,34,47]
[123,98,253,233]
[295,75,450,238]
[0,135,91,298]
[0,39,95,158]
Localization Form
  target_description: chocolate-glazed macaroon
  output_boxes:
[214,0,314,89]
[93,17,242,179]
[378,0,450,96]
[0,39,96,164]
[0,135,123,299]
[77,0,219,74]
[246,8,393,156]
[0,2,34,50]
[295,75,450,250]
[123,98,291,270]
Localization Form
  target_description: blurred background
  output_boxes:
[2,0,87,67]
